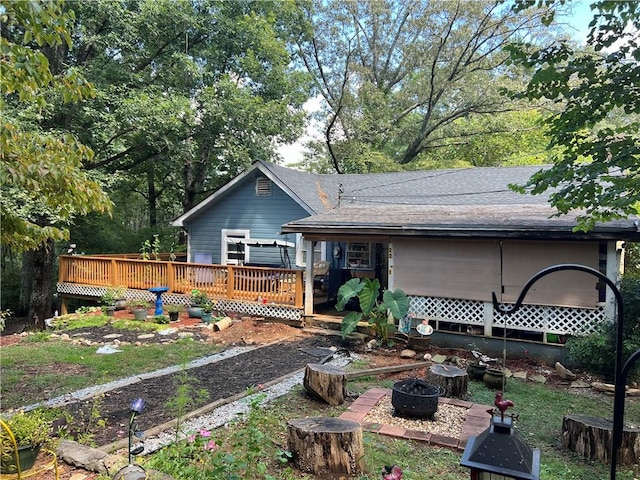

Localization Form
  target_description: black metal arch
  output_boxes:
[492,263,636,480]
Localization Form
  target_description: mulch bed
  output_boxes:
[56,332,347,447]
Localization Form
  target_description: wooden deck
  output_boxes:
[57,255,304,313]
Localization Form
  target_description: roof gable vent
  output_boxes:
[256,177,272,197]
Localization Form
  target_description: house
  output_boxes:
[174,161,640,349]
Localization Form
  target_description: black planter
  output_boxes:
[467,362,487,381]
[391,379,444,419]
[0,444,41,473]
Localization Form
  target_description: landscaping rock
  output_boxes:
[530,374,547,383]
[555,361,577,380]
[57,439,111,475]
[513,371,527,380]
[431,354,447,364]
[400,349,417,358]
[570,380,591,388]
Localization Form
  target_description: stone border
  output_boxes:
[339,388,491,450]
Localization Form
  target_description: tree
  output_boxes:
[508,1,639,231]
[1,0,112,326]
[60,0,311,223]
[296,0,561,172]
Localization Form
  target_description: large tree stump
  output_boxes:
[303,363,346,406]
[427,364,468,398]
[287,417,364,477]
[562,414,640,465]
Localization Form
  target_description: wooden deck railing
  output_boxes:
[58,256,303,307]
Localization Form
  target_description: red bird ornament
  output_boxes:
[494,391,514,420]
[382,465,403,480]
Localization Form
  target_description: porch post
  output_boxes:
[604,241,623,322]
[387,241,394,290]
[304,239,314,316]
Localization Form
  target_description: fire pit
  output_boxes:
[391,379,445,419]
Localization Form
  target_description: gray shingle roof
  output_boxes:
[261,161,551,213]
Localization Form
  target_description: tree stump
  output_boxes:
[303,363,346,406]
[287,417,365,477]
[562,414,640,465]
[427,364,468,398]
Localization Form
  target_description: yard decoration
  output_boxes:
[492,263,640,480]
[336,277,409,345]
[112,398,147,480]
[0,410,51,473]
[460,399,541,480]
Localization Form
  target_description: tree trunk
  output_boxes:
[20,251,34,315]
[427,364,468,398]
[303,363,346,406]
[29,239,55,331]
[287,417,364,477]
[562,414,640,465]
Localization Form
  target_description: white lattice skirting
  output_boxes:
[57,283,303,321]
[408,295,607,336]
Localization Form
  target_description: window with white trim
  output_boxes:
[295,234,326,267]
[221,229,249,265]
[346,242,372,269]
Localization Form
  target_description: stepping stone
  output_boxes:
[178,332,195,339]
[570,380,591,388]
[158,328,178,336]
[513,371,527,380]
[431,354,447,364]
[530,374,547,383]
[103,333,123,339]
[137,333,156,340]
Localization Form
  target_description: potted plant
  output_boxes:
[188,289,209,319]
[0,409,51,473]
[336,277,409,346]
[127,300,150,321]
[200,299,217,323]
[101,286,126,317]
[164,304,183,322]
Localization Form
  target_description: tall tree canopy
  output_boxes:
[297,0,560,172]
[56,0,311,222]
[509,0,639,230]
[0,0,111,251]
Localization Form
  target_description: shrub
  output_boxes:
[567,277,640,381]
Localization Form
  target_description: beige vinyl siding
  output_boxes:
[393,238,501,301]
[501,240,599,307]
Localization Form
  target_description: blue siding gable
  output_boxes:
[186,171,309,265]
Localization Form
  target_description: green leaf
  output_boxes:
[341,311,363,338]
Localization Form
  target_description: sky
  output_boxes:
[277,0,598,165]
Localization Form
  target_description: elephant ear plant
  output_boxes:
[336,278,409,346]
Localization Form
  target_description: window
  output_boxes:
[346,242,372,269]
[295,234,326,267]
[221,229,249,265]
[255,177,271,196]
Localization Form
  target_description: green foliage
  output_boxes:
[72,394,107,447]
[100,286,126,306]
[299,0,557,170]
[153,315,169,325]
[149,390,287,480]
[0,0,112,252]
[567,277,640,381]
[507,1,640,230]
[190,289,210,307]
[0,409,51,447]
[165,368,210,442]
[336,278,409,344]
